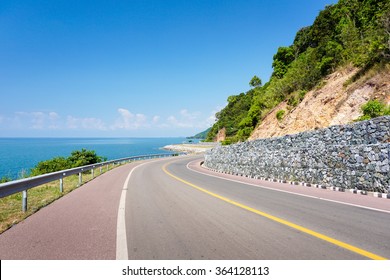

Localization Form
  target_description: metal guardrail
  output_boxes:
[0,153,179,211]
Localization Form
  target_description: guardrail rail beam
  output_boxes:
[0,153,182,212]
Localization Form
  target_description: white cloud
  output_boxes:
[180,109,200,120]
[31,112,46,129]
[66,116,107,130]
[206,105,224,127]
[167,115,193,128]
[11,111,61,130]
[48,112,60,129]
[49,112,59,120]
[112,108,148,130]
[165,109,209,129]
[1,106,221,136]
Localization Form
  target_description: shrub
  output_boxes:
[30,157,70,176]
[287,90,307,108]
[276,110,286,121]
[356,100,390,121]
[0,176,12,183]
[221,139,232,145]
[361,100,386,118]
[68,149,104,167]
[30,149,105,176]
[236,127,253,140]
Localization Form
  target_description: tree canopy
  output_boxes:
[249,75,262,88]
[30,149,105,176]
[206,0,390,143]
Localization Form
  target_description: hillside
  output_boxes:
[188,128,211,139]
[250,65,390,139]
[206,0,390,143]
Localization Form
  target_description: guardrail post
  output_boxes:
[60,178,63,193]
[0,153,175,212]
[92,168,95,179]
[22,190,27,212]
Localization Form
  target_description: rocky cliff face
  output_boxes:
[249,66,390,140]
[215,127,226,142]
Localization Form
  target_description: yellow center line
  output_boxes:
[162,161,387,260]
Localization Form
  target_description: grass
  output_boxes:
[0,164,120,234]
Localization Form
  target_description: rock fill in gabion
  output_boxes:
[204,116,390,193]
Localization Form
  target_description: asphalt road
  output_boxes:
[0,161,143,259]
[124,155,390,260]
[1,155,389,260]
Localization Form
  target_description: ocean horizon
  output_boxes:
[0,137,191,180]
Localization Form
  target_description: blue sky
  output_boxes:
[0,0,338,137]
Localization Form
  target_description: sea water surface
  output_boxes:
[0,138,187,180]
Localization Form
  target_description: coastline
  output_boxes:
[163,142,218,154]
[0,137,187,180]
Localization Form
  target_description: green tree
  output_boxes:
[206,91,254,141]
[30,149,105,176]
[293,26,311,57]
[207,0,390,144]
[68,149,104,168]
[30,157,71,176]
[249,76,262,88]
[272,46,295,78]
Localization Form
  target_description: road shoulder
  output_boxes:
[188,158,390,213]
[0,162,143,259]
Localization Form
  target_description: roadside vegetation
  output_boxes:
[0,148,105,183]
[30,148,106,176]
[0,176,12,183]
[206,0,390,143]
[0,149,112,234]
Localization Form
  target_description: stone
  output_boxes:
[204,116,390,193]
[355,155,364,163]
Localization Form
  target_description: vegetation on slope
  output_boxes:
[206,0,390,143]
[188,127,212,139]
[357,99,390,121]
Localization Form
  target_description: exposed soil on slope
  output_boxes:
[249,65,390,140]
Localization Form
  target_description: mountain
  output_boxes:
[188,127,211,139]
[206,0,390,142]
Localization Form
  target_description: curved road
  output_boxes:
[0,160,142,259]
[123,155,390,260]
[0,155,389,259]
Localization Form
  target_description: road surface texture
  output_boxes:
[0,155,389,259]
[0,160,151,259]
[125,156,390,260]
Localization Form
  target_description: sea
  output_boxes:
[0,137,190,180]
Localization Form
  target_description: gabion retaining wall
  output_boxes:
[204,116,390,193]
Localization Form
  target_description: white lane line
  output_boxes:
[186,161,390,215]
[116,156,186,260]
[116,162,148,260]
